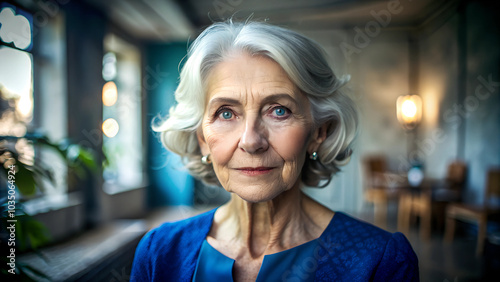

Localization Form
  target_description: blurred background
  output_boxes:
[0,0,499,281]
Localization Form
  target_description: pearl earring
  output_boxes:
[201,154,212,165]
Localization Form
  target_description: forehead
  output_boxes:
[205,53,299,101]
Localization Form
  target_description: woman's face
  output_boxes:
[198,53,324,202]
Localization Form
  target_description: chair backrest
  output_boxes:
[365,156,387,175]
[446,161,467,190]
[486,168,500,200]
[362,155,389,189]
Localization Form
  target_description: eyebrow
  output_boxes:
[208,93,299,108]
[261,93,299,107]
[208,97,241,108]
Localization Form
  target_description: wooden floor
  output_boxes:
[358,204,499,281]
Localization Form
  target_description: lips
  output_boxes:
[236,167,275,176]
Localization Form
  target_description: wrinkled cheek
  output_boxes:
[273,126,310,160]
[271,126,310,182]
[205,130,237,164]
[203,124,241,188]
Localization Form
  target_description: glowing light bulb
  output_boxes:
[402,100,417,118]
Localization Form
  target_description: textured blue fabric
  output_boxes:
[131,208,419,281]
[130,210,215,282]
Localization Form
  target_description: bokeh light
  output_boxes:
[102,118,119,138]
[102,52,117,81]
[102,81,118,106]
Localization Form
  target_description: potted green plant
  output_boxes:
[0,133,98,280]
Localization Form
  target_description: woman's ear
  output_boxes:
[308,123,329,154]
[196,128,210,155]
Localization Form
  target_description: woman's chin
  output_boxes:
[237,194,275,203]
[229,185,289,203]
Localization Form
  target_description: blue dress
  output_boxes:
[131,208,419,281]
[192,238,320,281]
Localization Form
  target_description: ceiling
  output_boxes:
[85,0,458,42]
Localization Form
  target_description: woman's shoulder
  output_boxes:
[130,208,217,281]
[327,212,393,243]
[327,212,417,256]
[139,208,216,251]
[315,212,419,281]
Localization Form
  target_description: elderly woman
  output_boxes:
[131,21,418,281]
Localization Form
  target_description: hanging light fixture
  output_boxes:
[397,95,422,131]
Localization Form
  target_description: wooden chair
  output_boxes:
[444,168,500,256]
[398,187,431,239]
[363,155,407,228]
[399,161,467,239]
[435,161,468,202]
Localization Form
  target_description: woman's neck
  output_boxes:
[211,186,333,258]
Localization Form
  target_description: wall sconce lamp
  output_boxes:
[397,95,422,131]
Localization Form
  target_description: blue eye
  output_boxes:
[221,111,233,119]
[274,107,287,116]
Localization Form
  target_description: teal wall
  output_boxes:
[146,42,194,207]
[418,1,500,204]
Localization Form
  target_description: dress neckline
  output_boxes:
[206,208,339,257]
[193,237,320,282]
[192,210,343,282]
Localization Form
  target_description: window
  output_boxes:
[102,34,144,194]
[0,3,36,201]
[0,3,34,136]
[0,2,70,212]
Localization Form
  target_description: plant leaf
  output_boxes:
[78,148,98,172]
[14,162,36,196]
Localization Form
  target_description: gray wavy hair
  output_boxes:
[153,20,358,187]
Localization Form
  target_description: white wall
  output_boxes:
[462,2,500,204]
[417,2,500,204]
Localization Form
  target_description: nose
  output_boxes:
[238,118,269,154]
